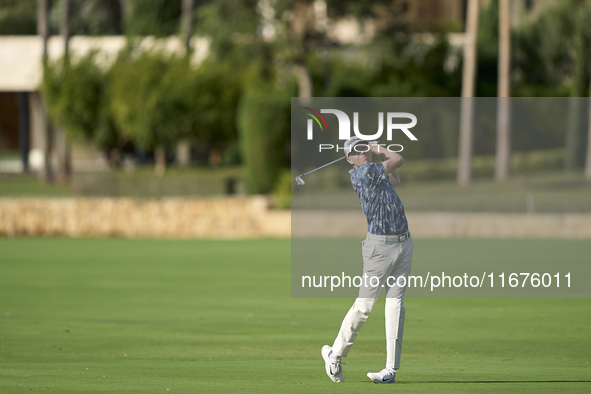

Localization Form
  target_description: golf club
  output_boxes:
[295,156,346,185]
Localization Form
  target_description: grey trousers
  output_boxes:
[332,233,414,370]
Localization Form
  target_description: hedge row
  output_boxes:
[284,148,566,206]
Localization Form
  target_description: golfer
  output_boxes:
[322,137,414,384]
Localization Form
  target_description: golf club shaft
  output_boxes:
[299,156,346,177]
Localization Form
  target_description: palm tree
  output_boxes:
[56,0,72,183]
[37,0,53,183]
[565,11,588,171]
[585,77,591,179]
[181,0,194,53]
[457,0,480,185]
[175,0,194,168]
[495,0,511,181]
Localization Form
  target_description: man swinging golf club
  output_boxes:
[321,136,414,384]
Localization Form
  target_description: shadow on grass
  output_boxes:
[395,380,591,384]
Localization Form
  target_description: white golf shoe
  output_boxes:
[321,345,344,382]
[367,368,396,384]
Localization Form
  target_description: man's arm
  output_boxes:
[389,170,400,187]
[369,143,404,175]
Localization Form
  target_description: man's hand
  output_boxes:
[369,143,404,175]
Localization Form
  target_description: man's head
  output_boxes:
[344,137,372,168]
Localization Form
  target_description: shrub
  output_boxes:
[272,170,292,209]
[41,51,122,156]
[109,48,186,151]
[237,76,294,194]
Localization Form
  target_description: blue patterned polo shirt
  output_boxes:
[349,162,409,236]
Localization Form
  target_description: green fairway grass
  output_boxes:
[0,238,589,393]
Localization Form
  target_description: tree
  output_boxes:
[238,71,294,193]
[586,76,591,179]
[55,0,72,184]
[495,0,511,181]
[38,0,53,183]
[124,0,181,37]
[109,46,242,174]
[511,1,591,171]
[42,51,123,167]
[181,0,194,53]
[109,50,173,174]
[49,0,123,35]
[176,0,194,167]
[196,0,428,192]
[457,0,480,185]
[189,58,243,167]
[565,9,591,171]
[0,0,37,34]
